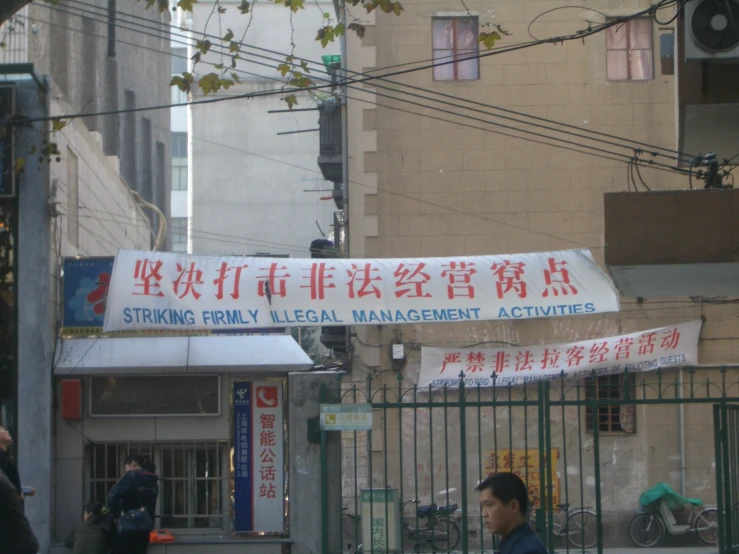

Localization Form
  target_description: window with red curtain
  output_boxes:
[432,18,480,81]
[606,18,654,81]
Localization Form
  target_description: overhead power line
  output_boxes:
[25,0,688,136]
[36,0,692,176]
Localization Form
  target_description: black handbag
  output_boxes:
[117,506,154,535]
[117,483,155,536]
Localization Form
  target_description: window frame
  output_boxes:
[170,217,188,253]
[584,374,637,434]
[86,441,230,533]
[431,17,481,82]
[171,156,188,192]
[605,17,655,81]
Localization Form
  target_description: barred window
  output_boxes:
[87,441,228,530]
[585,374,636,434]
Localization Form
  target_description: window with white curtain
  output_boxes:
[432,18,480,81]
[606,18,654,81]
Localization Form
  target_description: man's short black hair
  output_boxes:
[476,472,529,516]
[124,453,146,468]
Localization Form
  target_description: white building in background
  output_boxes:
[170,2,192,252]
[188,0,339,257]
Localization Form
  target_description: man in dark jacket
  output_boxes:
[0,467,39,554]
[108,454,159,554]
[476,472,547,554]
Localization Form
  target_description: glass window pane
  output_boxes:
[607,50,629,80]
[90,376,219,416]
[432,20,454,49]
[171,132,187,157]
[629,18,653,50]
[433,50,455,80]
[456,19,478,50]
[606,25,628,50]
[171,47,188,74]
[630,49,654,80]
[456,51,479,80]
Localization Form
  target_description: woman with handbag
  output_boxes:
[108,454,159,554]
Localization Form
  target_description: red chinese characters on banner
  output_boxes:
[466,352,485,373]
[173,262,204,300]
[541,348,561,370]
[440,353,461,374]
[490,260,527,299]
[213,263,249,300]
[301,263,336,300]
[542,258,578,298]
[133,259,165,297]
[661,328,681,350]
[494,352,510,374]
[614,337,634,360]
[347,263,382,299]
[515,351,534,372]
[566,346,585,367]
[589,342,609,364]
[257,263,290,299]
[394,263,432,298]
[638,332,656,356]
[441,262,477,299]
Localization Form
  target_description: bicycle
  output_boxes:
[528,496,598,549]
[628,498,717,547]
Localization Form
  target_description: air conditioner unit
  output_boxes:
[684,0,739,60]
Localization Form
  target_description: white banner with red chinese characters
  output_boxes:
[102,249,620,332]
[419,320,702,389]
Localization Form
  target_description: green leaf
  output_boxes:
[51,118,68,132]
[393,2,403,15]
[219,78,235,90]
[323,12,331,19]
[198,72,220,94]
[334,23,346,36]
[231,72,242,84]
[223,29,234,42]
[14,157,26,175]
[286,55,295,64]
[239,0,251,14]
[229,41,240,53]
[284,95,298,109]
[170,75,188,91]
[196,39,212,54]
[348,22,366,39]
[478,31,502,49]
[284,0,305,12]
[215,63,225,70]
[218,6,227,13]
[177,0,198,11]
[191,51,201,63]
[300,60,311,73]
[277,63,291,77]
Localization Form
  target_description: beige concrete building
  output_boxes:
[340,0,739,545]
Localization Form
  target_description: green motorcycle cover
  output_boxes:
[639,483,703,510]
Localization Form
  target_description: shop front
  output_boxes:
[51,334,322,554]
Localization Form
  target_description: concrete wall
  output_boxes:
[27,0,172,243]
[341,0,739,545]
[188,1,338,257]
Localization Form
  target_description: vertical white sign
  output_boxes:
[251,380,285,531]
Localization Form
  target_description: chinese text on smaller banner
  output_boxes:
[103,249,620,332]
[484,449,560,507]
[232,381,285,533]
[419,320,702,389]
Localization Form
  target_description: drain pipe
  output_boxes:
[678,367,686,496]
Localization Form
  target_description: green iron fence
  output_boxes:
[321,367,739,554]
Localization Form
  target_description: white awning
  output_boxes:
[53,335,314,375]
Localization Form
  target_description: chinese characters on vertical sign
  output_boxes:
[484,449,560,508]
[419,320,702,389]
[103,249,620,332]
[233,381,285,533]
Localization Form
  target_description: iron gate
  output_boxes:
[322,369,737,554]
[715,403,739,553]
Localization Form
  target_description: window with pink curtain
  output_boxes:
[432,18,480,81]
[606,18,654,81]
